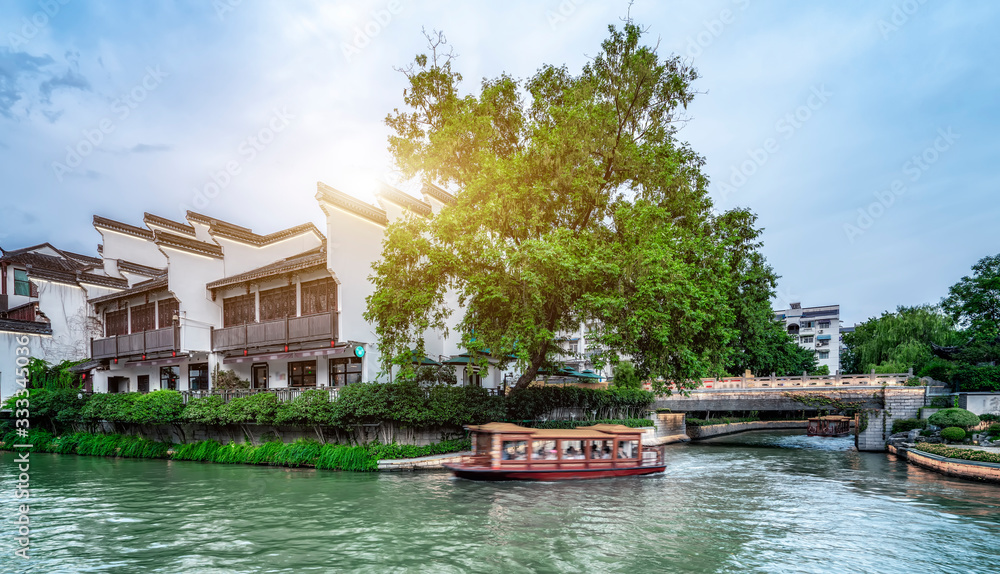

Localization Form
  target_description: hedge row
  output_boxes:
[7,384,655,431]
[912,442,1000,464]
[1,429,471,472]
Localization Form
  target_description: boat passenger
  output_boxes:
[602,446,612,459]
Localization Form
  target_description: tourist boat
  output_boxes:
[444,422,666,481]
[806,415,853,437]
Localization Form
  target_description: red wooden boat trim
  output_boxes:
[447,422,667,481]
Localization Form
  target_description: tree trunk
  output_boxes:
[514,341,550,390]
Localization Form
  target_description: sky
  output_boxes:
[1,0,998,327]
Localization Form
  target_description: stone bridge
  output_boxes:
[656,386,928,452]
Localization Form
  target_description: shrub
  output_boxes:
[220,393,280,425]
[904,377,923,387]
[181,395,225,425]
[949,364,1000,392]
[928,408,980,429]
[132,390,184,424]
[940,427,967,442]
[979,413,1000,423]
[79,392,139,423]
[274,389,336,426]
[891,418,928,434]
[917,358,952,382]
[985,423,1000,439]
[212,365,250,390]
[612,361,642,389]
[913,442,1000,463]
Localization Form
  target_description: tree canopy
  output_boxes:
[366,24,786,392]
[840,304,962,375]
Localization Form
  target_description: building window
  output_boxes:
[189,363,209,391]
[158,298,179,329]
[105,309,128,336]
[802,321,814,328]
[223,293,255,327]
[818,351,830,360]
[801,336,814,344]
[466,367,482,387]
[137,375,149,394]
[13,269,30,296]
[818,320,831,329]
[160,366,179,390]
[301,278,336,315]
[260,286,296,321]
[330,357,361,386]
[131,302,155,333]
[289,360,317,387]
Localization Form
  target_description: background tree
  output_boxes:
[611,361,641,389]
[942,253,1000,364]
[840,305,962,374]
[367,24,776,392]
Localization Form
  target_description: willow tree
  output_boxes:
[366,24,760,392]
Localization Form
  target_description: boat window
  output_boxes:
[475,433,491,454]
[501,441,527,461]
[532,440,558,460]
[589,440,613,459]
[562,440,586,460]
[617,440,640,459]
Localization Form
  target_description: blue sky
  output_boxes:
[1,0,998,326]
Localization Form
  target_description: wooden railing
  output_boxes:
[91,326,177,360]
[211,311,339,352]
[179,386,340,404]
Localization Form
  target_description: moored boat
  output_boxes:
[806,415,852,437]
[444,422,666,481]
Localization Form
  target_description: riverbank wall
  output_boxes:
[686,420,809,440]
[889,444,1000,484]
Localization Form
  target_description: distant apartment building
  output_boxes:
[774,302,842,374]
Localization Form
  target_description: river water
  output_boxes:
[2,430,999,573]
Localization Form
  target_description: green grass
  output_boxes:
[1,430,468,472]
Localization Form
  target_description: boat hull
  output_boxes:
[444,463,666,481]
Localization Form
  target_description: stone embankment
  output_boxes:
[888,431,1000,483]
[686,420,809,440]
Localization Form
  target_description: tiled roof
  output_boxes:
[0,318,53,336]
[316,182,388,226]
[185,211,324,247]
[89,275,169,304]
[422,182,457,205]
[61,250,102,266]
[117,259,167,277]
[93,215,155,239]
[144,212,196,237]
[0,243,127,289]
[207,247,327,290]
[153,230,224,258]
[377,182,432,217]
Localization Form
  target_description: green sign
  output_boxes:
[354,345,365,358]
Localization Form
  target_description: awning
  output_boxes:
[69,359,101,373]
[817,335,832,340]
[405,349,442,366]
[223,345,349,365]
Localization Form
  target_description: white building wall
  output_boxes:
[0,332,49,402]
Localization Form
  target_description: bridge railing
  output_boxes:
[653,371,916,392]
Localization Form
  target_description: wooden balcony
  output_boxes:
[211,311,339,352]
[91,326,178,360]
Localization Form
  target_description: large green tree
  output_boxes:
[942,254,1000,358]
[366,24,771,392]
[840,304,962,374]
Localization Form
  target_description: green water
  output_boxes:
[2,430,999,573]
